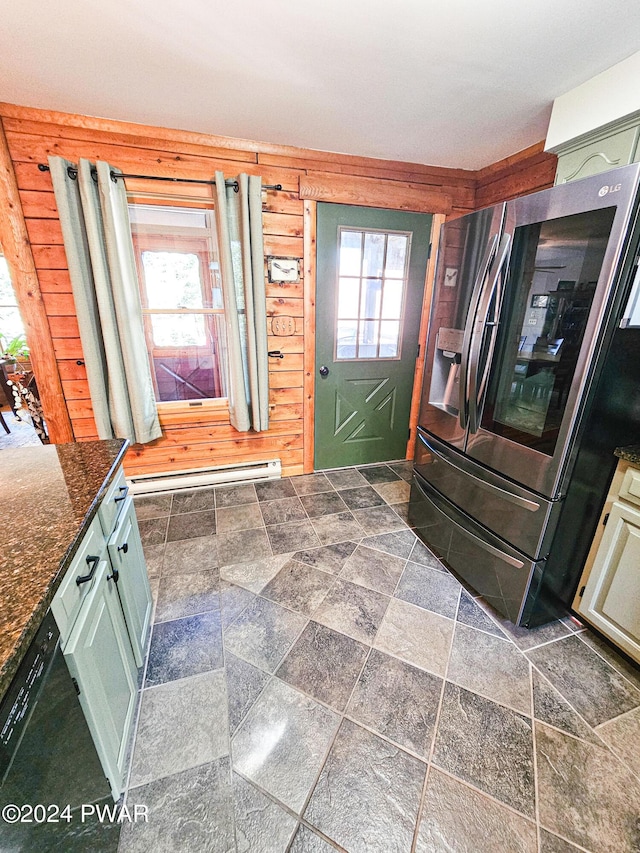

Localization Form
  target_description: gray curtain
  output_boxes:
[49,157,161,445]
[214,171,269,432]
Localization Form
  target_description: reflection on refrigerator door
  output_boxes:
[486,208,615,453]
[418,203,505,449]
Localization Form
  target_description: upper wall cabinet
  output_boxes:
[553,113,640,184]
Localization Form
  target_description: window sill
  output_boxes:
[157,398,230,425]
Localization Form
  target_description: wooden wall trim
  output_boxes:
[300,172,453,215]
[475,141,549,183]
[406,214,445,459]
[0,118,73,443]
[302,200,317,473]
[0,101,475,184]
[474,141,557,209]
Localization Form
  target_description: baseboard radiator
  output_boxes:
[127,458,282,495]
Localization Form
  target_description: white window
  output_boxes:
[0,255,27,347]
[335,228,410,360]
[129,204,228,404]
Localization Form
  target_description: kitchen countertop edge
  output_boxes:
[614,444,640,465]
[0,438,129,701]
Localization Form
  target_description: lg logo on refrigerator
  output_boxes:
[599,183,622,197]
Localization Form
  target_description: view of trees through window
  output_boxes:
[0,256,27,356]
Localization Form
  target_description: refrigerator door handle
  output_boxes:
[459,234,499,429]
[448,512,525,569]
[468,233,511,434]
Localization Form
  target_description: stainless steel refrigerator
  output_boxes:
[410,163,640,626]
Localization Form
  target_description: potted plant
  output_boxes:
[0,334,30,373]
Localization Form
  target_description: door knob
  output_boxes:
[319,366,329,377]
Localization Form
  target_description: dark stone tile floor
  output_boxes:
[122,463,640,853]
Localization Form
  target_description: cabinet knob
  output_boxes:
[107,568,120,584]
[117,542,129,554]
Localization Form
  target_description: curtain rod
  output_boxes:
[37,163,283,193]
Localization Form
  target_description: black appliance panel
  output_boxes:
[415,428,560,559]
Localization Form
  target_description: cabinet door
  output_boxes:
[63,555,138,800]
[555,125,640,184]
[108,496,152,667]
[51,516,105,646]
[578,499,640,664]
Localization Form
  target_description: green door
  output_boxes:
[315,204,432,469]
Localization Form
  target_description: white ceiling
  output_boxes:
[1,0,640,170]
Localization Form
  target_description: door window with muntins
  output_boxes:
[336,228,410,360]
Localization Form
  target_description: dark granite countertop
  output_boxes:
[0,439,128,701]
[615,445,640,465]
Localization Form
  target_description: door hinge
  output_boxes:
[408,427,411,440]
[416,343,421,360]
[71,677,80,696]
[578,585,586,598]
[603,512,610,526]
[427,242,432,260]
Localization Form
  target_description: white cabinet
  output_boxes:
[63,554,138,799]
[552,113,640,185]
[107,497,152,667]
[50,516,105,644]
[576,460,640,664]
[51,465,151,798]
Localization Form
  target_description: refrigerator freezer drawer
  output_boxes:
[409,473,545,624]
[415,429,561,559]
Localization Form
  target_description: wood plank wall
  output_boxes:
[475,141,557,209]
[0,102,488,477]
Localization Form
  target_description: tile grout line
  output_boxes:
[575,631,640,692]
[525,657,640,791]
[288,636,379,844]
[409,572,460,853]
[221,564,246,853]
[229,766,329,851]
[595,701,640,729]
[443,672,533,719]
[120,614,157,806]
[152,595,221,627]
[519,629,582,654]
[537,821,595,853]
[530,660,542,853]
[430,763,540,827]
[525,654,632,735]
